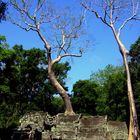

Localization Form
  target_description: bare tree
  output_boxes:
[81,0,140,139]
[9,0,85,115]
[0,0,7,22]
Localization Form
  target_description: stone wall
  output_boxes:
[15,112,128,140]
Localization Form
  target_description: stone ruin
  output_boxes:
[12,111,128,140]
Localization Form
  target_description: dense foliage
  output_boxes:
[72,80,98,115]
[91,65,128,121]
[72,37,140,123]
[72,65,128,121]
[129,37,140,125]
[0,37,69,128]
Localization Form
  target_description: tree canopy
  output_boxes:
[129,37,140,126]
[72,65,128,121]
[72,80,98,115]
[0,36,70,128]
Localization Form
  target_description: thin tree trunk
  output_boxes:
[111,26,139,139]
[123,53,139,140]
[36,28,75,115]
[47,53,75,115]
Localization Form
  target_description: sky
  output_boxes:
[0,0,140,92]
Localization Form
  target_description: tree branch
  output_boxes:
[35,22,51,51]
[38,15,60,25]
[52,52,82,64]
[132,17,140,20]
[34,0,45,16]
[118,14,137,37]
[10,0,34,21]
[57,30,66,57]
[10,19,36,31]
[81,2,111,27]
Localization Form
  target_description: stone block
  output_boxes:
[16,112,128,140]
[80,116,107,126]
[56,113,81,124]
[107,121,128,140]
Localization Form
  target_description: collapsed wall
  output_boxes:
[13,111,128,140]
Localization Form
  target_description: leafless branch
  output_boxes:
[35,23,51,51]
[10,18,36,31]
[61,53,82,59]
[34,0,45,15]
[57,30,66,57]
[52,52,82,64]
[132,17,140,20]
[68,11,85,36]
[117,14,136,36]
[38,15,60,25]
[131,0,139,15]
[103,6,108,23]
[10,0,34,21]
[112,16,118,24]
[65,38,72,53]
[55,36,61,47]
[10,0,85,67]
[81,2,111,27]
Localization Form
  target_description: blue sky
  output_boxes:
[0,0,140,92]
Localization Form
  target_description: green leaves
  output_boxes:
[91,65,128,120]
[0,37,71,128]
[0,85,10,94]
[0,35,6,42]
[72,80,98,115]
[129,37,140,126]
[72,65,128,120]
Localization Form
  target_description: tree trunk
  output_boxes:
[123,53,139,140]
[111,27,139,140]
[36,28,75,115]
[47,53,75,116]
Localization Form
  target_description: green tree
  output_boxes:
[72,65,128,120]
[0,39,71,128]
[90,65,128,121]
[129,37,140,92]
[10,45,71,114]
[129,37,140,126]
[0,37,19,128]
[72,80,98,115]
[51,96,64,115]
